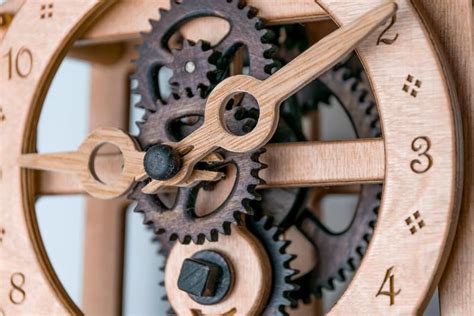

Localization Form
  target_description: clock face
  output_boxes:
[0,0,462,315]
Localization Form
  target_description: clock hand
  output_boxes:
[142,2,397,194]
[19,3,396,197]
[19,127,223,199]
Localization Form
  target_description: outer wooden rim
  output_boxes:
[317,0,463,314]
[0,1,112,314]
[0,0,462,314]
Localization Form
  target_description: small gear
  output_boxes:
[132,0,278,111]
[246,216,298,316]
[168,40,217,95]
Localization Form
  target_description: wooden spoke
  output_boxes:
[35,166,222,196]
[260,139,385,188]
[37,171,83,196]
[37,138,384,195]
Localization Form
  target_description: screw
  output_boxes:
[143,144,182,180]
[177,250,233,305]
[185,61,196,73]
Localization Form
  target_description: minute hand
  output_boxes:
[259,2,397,104]
[142,2,397,193]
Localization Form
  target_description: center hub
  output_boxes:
[143,144,182,180]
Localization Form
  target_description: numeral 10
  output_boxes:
[3,47,33,80]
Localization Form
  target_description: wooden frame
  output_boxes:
[0,0,471,314]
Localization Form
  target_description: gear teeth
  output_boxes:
[343,77,358,90]
[158,7,169,18]
[167,40,217,94]
[263,43,278,58]
[148,18,160,29]
[243,5,258,19]
[248,216,298,315]
[131,0,276,245]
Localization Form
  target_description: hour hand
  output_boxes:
[19,128,222,199]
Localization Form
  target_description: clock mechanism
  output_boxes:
[0,0,472,315]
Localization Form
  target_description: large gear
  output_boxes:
[246,216,298,316]
[131,0,302,245]
[132,0,278,112]
[133,1,382,304]
[258,23,383,298]
[130,98,264,244]
[292,65,382,298]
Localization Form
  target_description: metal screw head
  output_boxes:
[185,61,196,73]
[177,250,233,305]
[143,144,182,180]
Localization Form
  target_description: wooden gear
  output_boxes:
[0,0,472,315]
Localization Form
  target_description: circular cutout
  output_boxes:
[89,143,124,185]
[195,163,237,217]
[223,92,260,136]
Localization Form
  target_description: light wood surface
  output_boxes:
[318,0,462,314]
[165,226,271,315]
[414,0,474,314]
[34,138,384,196]
[77,0,327,45]
[0,1,113,314]
[260,139,384,188]
[20,127,145,199]
[81,42,134,316]
[0,0,467,314]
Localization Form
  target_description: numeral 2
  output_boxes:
[377,15,399,45]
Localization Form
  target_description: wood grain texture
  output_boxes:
[316,0,462,314]
[20,127,145,199]
[261,139,384,188]
[81,42,133,316]
[0,0,466,314]
[77,0,327,45]
[35,138,385,196]
[0,1,113,314]
[413,0,474,314]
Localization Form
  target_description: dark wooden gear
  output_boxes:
[246,216,298,316]
[168,40,217,95]
[292,65,382,298]
[131,0,277,112]
[130,128,264,244]
[130,0,289,245]
[133,1,382,303]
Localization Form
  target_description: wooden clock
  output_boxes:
[0,0,472,315]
